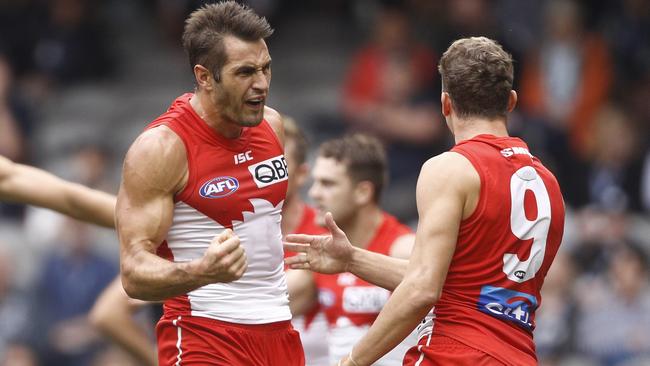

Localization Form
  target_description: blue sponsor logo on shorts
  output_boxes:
[477,286,538,331]
[199,176,239,199]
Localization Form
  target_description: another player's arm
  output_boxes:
[0,155,115,227]
[89,278,157,366]
[344,233,414,290]
[340,152,479,366]
[285,217,411,291]
[117,127,246,301]
[286,269,318,316]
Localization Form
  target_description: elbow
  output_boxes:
[402,278,441,310]
[406,285,439,311]
[120,266,143,300]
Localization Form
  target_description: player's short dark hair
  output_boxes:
[318,134,387,203]
[182,1,273,81]
[438,37,514,119]
[282,115,307,165]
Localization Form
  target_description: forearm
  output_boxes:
[348,247,408,290]
[349,279,436,365]
[90,280,157,366]
[63,183,115,228]
[121,248,206,301]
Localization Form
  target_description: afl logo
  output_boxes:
[199,176,239,199]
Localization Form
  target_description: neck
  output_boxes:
[452,116,509,144]
[340,205,384,249]
[190,91,242,139]
[281,194,304,235]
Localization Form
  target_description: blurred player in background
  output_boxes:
[281,116,330,366]
[288,134,416,365]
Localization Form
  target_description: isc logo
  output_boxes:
[199,176,239,199]
[248,155,288,188]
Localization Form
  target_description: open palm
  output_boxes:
[284,212,353,274]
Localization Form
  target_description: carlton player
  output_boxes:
[117,2,304,365]
[288,134,416,365]
[286,37,565,366]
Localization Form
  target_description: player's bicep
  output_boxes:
[116,128,186,254]
[404,154,469,293]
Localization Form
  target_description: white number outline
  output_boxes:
[503,166,552,283]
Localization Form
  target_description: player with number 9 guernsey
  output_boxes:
[408,134,565,364]
[285,36,565,366]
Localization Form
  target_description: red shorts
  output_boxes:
[156,315,305,366]
[403,334,505,366]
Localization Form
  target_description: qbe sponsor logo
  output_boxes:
[199,176,239,199]
[248,155,288,188]
[477,285,538,330]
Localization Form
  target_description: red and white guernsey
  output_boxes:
[316,212,416,365]
[285,204,329,366]
[416,134,565,365]
[148,94,291,324]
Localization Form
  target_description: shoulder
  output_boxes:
[417,152,480,211]
[420,152,479,188]
[122,126,187,192]
[264,106,284,145]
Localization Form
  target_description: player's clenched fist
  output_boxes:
[196,229,247,284]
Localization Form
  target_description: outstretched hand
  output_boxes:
[284,212,354,274]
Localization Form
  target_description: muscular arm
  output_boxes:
[0,155,115,227]
[117,127,246,301]
[342,153,479,366]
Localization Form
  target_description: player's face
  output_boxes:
[212,36,272,127]
[309,157,357,226]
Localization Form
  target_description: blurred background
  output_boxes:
[0,0,649,365]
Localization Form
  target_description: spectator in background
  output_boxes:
[33,0,113,85]
[34,219,116,366]
[341,4,443,221]
[534,251,578,366]
[519,0,612,159]
[0,54,25,162]
[575,242,650,365]
[0,51,35,219]
[582,105,644,212]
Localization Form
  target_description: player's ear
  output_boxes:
[194,64,215,91]
[441,92,452,117]
[507,90,518,112]
[354,181,374,206]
